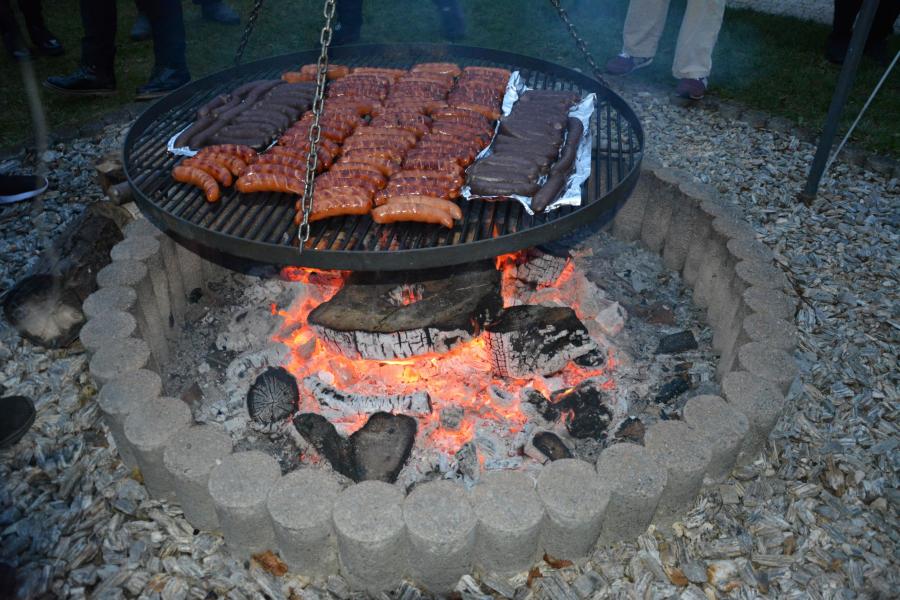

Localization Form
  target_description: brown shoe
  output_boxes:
[605,53,653,75]
[675,77,708,100]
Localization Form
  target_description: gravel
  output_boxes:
[0,78,897,599]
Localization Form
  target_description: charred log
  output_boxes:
[509,247,571,286]
[349,412,417,483]
[303,375,431,417]
[308,261,502,360]
[247,367,298,425]
[552,379,612,440]
[292,413,356,480]
[532,431,573,461]
[484,305,596,378]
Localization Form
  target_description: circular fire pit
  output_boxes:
[85,163,799,593]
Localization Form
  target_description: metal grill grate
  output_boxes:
[124,44,644,270]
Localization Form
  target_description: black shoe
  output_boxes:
[130,14,151,42]
[202,1,240,25]
[329,22,360,46]
[27,26,65,56]
[44,65,116,96]
[434,0,465,42]
[135,66,191,101]
[2,31,32,62]
[825,33,848,65]
[0,396,35,449]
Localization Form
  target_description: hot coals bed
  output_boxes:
[124,44,643,270]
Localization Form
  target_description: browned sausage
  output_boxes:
[381,195,462,219]
[173,166,220,202]
[197,144,257,163]
[371,202,454,228]
[181,157,233,186]
[195,153,249,177]
[236,172,305,195]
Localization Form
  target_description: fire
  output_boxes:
[274,261,617,467]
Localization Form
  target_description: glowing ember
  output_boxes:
[273,252,619,474]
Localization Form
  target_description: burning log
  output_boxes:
[532,431,573,461]
[307,261,502,360]
[484,305,596,378]
[246,367,298,425]
[509,247,571,286]
[303,375,432,417]
[552,379,612,440]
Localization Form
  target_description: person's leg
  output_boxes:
[865,0,900,61]
[0,0,30,60]
[671,0,725,81]
[333,0,363,44]
[622,0,672,59]
[135,0,190,99]
[197,0,240,25]
[831,0,862,40]
[44,0,115,94]
[433,0,465,41]
[17,0,64,55]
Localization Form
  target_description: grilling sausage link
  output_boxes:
[236,172,305,195]
[371,202,454,229]
[173,166,220,202]
[197,144,257,163]
[181,158,233,186]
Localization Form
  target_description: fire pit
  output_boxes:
[86,46,800,595]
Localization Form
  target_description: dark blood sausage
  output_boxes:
[232,111,291,130]
[551,117,583,176]
[197,94,229,118]
[492,136,562,160]
[468,159,541,182]
[468,176,540,197]
[531,171,567,213]
[175,115,215,148]
[173,166,220,202]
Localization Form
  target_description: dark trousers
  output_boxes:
[0,0,48,40]
[832,0,900,45]
[337,0,363,35]
[81,0,187,74]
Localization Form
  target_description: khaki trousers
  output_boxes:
[623,0,726,79]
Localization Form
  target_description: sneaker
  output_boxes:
[202,1,240,25]
[0,174,48,205]
[605,53,652,75]
[675,77,708,100]
[44,65,116,96]
[130,14,151,41]
[135,66,191,101]
[0,396,35,449]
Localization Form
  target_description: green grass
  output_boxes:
[1,0,897,155]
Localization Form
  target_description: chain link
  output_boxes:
[233,0,266,66]
[547,0,610,87]
[297,0,337,248]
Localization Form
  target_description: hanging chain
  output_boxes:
[233,0,266,66]
[297,0,337,249]
[547,0,610,87]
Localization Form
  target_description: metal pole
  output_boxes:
[799,0,879,203]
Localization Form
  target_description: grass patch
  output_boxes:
[1,0,897,155]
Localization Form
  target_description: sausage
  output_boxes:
[350,127,418,144]
[175,115,215,148]
[468,176,540,197]
[322,166,386,187]
[316,176,380,196]
[196,93,230,118]
[466,166,536,186]
[469,157,541,180]
[173,166,220,202]
[301,189,372,222]
[197,144,258,163]
[404,150,466,167]
[299,63,350,80]
[232,111,291,129]
[341,147,406,164]
[244,162,307,181]
[492,138,561,160]
[380,195,462,219]
[270,141,340,161]
[351,67,407,78]
[196,153,249,177]
[371,202,454,228]
[236,172,305,195]
[431,107,492,127]
[336,157,400,177]
[531,171,567,213]
[257,153,313,170]
[181,157,233,186]
[411,62,462,77]
[263,147,331,170]
[382,182,459,201]
[550,117,583,177]
[448,102,501,121]
[231,79,279,99]
[402,157,464,175]
[463,66,511,78]
[393,169,463,187]
[281,71,313,83]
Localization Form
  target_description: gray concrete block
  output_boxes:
[704,217,758,326]
[718,312,799,377]
[681,217,713,288]
[734,260,790,292]
[82,286,137,320]
[333,481,407,593]
[536,459,609,559]
[89,337,151,386]
[175,243,203,298]
[713,284,796,354]
[96,260,148,289]
[722,371,786,464]
[208,451,281,557]
[726,238,774,264]
[640,168,678,253]
[112,237,174,340]
[682,395,750,483]
[157,236,186,330]
[471,471,544,576]
[595,443,667,543]
[612,167,652,241]
[110,236,161,263]
[735,342,798,394]
[123,217,163,239]
[267,469,343,576]
[404,480,476,593]
[741,286,796,321]
[163,424,234,532]
[644,421,711,528]
[96,369,162,468]
[661,187,701,272]
[123,396,192,499]
[79,311,137,353]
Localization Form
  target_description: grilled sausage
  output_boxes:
[302,189,372,222]
[196,153,249,177]
[244,162,307,181]
[380,195,463,219]
[173,166,220,202]
[335,156,401,177]
[468,177,540,197]
[197,144,257,163]
[402,156,464,175]
[181,157,233,186]
[371,202,454,228]
[236,172,305,195]
[382,182,459,201]
[175,115,215,148]
[196,94,230,118]
[531,171,568,213]
[550,117,583,177]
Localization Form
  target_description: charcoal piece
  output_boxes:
[247,367,299,425]
[553,380,612,440]
[485,305,596,378]
[614,417,646,444]
[292,413,356,480]
[523,389,559,422]
[573,348,605,367]
[654,373,692,404]
[532,432,573,461]
[349,412,417,483]
[308,261,501,360]
[655,331,698,355]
